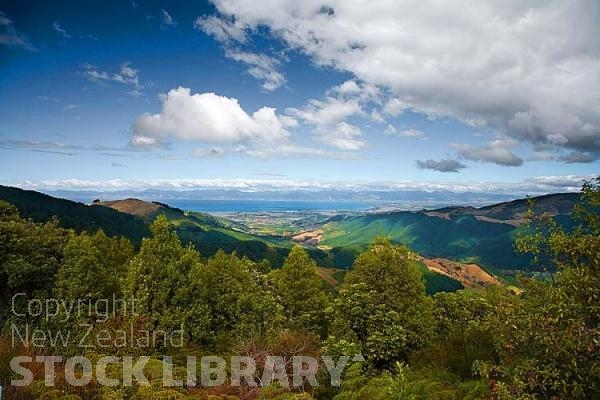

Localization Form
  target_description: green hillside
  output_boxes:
[90,197,295,265]
[167,209,292,265]
[0,186,292,264]
[320,212,529,269]
[2,184,578,288]
[0,185,150,244]
[319,193,578,270]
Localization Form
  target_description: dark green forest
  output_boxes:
[1,178,599,399]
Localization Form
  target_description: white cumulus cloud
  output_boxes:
[287,96,366,150]
[131,87,292,148]
[204,0,600,161]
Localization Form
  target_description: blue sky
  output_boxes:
[0,0,598,193]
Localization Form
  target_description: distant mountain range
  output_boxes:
[44,188,521,209]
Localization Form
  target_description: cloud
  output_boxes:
[192,147,225,158]
[131,87,292,148]
[52,21,70,39]
[316,122,364,150]
[83,62,142,92]
[194,15,248,44]
[62,104,78,111]
[130,135,165,149]
[399,129,425,139]
[8,175,593,195]
[370,109,385,123]
[38,95,60,102]
[0,11,37,51]
[111,63,141,88]
[384,125,396,135]
[558,151,596,164]
[384,125,425,139]
[160,9,177,29]
[204,0,600,160]
[195,17,284,91]
[235,142,358,159]
[224,49,286,91]
[385,126,425,138]
[530,149,596,163]
[327,80,380,103]
[0,138,83,155]
[524,175,590,189]
[451,139,523,166]
[287,96,365,150]
[131,88,360,158]
[416,158,466,172]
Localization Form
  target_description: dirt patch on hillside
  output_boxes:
[422,257,501,289]
[474,215,525,227]
[292,229,323,246]
[423,211,451,220]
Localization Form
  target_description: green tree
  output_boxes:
[334,238,435,370]
[425,291,497,379]
[55,230,134,306]
[0,201,67,320]
[187,250,282,350]
[125,215,201,337]
[485,177,600,399]
[272,246,329,337]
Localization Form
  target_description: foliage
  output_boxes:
[0,201,68,321]
[333,238,435,370]
[125,215,201,340]
[485,177,600,398]
[1,178,599,399]
[188,250,283,350]
[272,247,330,338]
[55,230,134,304]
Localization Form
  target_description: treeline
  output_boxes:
[0,178,599,399]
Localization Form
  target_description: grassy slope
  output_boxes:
[169,211,292,266]
[320,212,533,270]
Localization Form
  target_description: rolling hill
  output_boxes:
[0,185,150,244]
[95,198,293,265]
[0,187,291,264]
[308,193,578,271]
[1,185,579,292]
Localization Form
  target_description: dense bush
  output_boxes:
[1,178,599,399]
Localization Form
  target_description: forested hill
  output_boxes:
[315,192,579,270]
[0,186,293,265]
[0,185,149,244]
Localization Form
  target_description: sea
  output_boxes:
[163,199,374,213]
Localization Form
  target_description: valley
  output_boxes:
[0,185,579,295]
